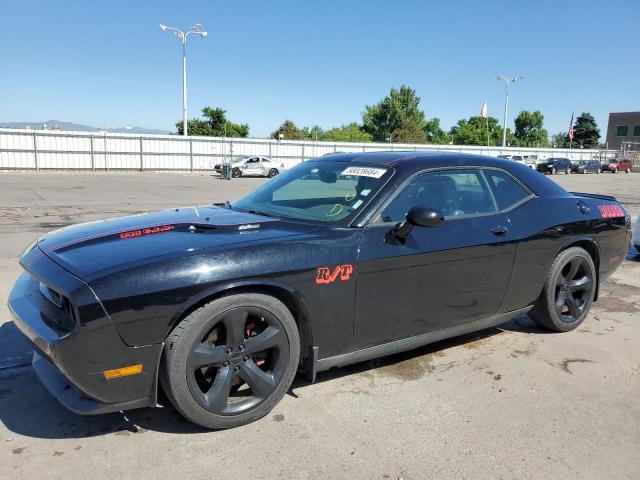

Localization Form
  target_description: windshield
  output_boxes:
[231,161,393,225]
[232,156,250,164]
[497,155,510,159]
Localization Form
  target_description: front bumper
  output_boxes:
[8,251,163,415]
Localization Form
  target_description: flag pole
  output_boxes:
[486,117,489,146]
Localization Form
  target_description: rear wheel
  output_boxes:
[551,167,556,175]
[268,168,279,178]
[530,247,596,332]
[161,293,300,429]
[626,168,631,173]
[566,167,571,174]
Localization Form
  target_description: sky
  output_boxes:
[1,0,638,139]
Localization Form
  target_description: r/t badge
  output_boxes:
[315,264,354,284]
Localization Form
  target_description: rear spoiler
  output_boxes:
[570,192,618,202]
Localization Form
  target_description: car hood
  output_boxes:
[33,206,319,281]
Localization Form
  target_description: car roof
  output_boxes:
[311,150,570,198]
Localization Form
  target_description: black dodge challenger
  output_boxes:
[9,152,631,429]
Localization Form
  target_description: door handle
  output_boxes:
[491,226,509,236]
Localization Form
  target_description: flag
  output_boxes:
[568,111,574,140]
[480,101,488,119]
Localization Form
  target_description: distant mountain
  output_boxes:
[0,120,170,135]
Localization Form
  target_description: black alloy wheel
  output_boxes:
[553,256,593,323]
[186,306,289,415]
[232,168,242,178]
[268,168,279,178]
[530,247,596,332]
[161,294,300,429]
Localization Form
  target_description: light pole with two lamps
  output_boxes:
[496,74,523,147]
[159,23,208,136]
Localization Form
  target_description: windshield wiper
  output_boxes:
[242,209,273,218]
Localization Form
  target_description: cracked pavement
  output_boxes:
[0,172,639,480]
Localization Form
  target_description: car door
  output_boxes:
[353,168,518,349]
[242,157,261,175]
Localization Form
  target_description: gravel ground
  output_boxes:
[0,170,638,480]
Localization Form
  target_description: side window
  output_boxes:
[484,170,530,210]
[377,169,496,223]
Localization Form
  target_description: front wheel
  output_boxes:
[626,168,631,173]
[566,167,571,175]
[530,247,596,332]
[232,168,242,178]
[160,293,300,429]
[551,167,556,175]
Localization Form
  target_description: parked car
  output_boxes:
[214,156,280,178]
[9,152,631,429]
[536,157,573,174]
[571,160,601,174]
[497,154,526,165]
[601,159,633,174]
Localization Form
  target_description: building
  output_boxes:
[605,112,640,150]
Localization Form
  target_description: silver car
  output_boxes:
[214,156,281,178]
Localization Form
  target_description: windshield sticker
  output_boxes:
[340,166,387,178]
[352,199,363,209]
[238,224,260,230]
[360,189,371,196]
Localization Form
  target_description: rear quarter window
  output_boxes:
[484,170,531,210]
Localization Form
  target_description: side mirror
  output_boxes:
[391,206,444,242]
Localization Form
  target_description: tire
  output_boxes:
[551,167,556,175]
[160,293,300,429]
[566,167,571,175]
[268,168,279,178]
[626,168,631,174]
[232,168,242,178]
[529,247,596,332]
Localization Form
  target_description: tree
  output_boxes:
[450,116,505,146]
[320,123,372,142]
[551,132,569,148]
[513,110,549,147]
[392,118,426,143]
[572,112,600,148]
[362,85,426,142]
[424,117,451,144]
[271,120,308,140]
[176,107,249,137]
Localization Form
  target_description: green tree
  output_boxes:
[513,110,549,147]
[450,116,505,146]
[321,123,372,142]
[392,118,426,143]
[176,107,249,137]
[362,85,426,142]
[271,120,308,140]
[572,112,600,148]
[551,132,569,148]
[424,117,451,144]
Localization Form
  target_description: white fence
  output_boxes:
[0,128,616,172]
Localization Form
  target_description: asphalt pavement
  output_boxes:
[0,171,638,480]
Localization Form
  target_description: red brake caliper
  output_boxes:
[245,321,266,366]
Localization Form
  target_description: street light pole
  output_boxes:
[496,74,523,147]
[160,23,208,136]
